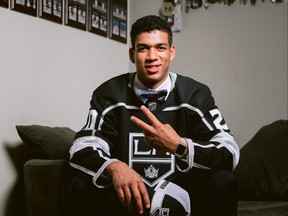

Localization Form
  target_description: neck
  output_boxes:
[137,73,170,90]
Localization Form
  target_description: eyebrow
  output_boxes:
[136,43,169,47]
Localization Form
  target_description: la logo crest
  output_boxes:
[129,133,175,187]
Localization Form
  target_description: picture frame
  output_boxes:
[109,0,127,44]
[39,0,63,24]
[0,0,9,8]
[88,0,109,38]
[11,0,37,16]
[65,0,87,31]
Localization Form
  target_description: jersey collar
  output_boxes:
[133,73,172,101]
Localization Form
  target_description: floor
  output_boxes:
[238,201,288,216]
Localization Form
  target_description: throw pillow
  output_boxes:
[16,125,76,160]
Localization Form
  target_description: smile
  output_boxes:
[145,65,160,72]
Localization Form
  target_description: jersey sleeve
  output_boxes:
[69,89,119,188]
[176,83,240,173]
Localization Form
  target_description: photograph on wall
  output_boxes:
[39,0,63,24]
[65,0,87,30]
[109,0,127,44]
[11,0,37,16]
[0,0,9,8]
[88,0,109,37]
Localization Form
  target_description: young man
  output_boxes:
[69,15,240,216]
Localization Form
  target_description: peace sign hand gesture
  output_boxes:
[130,105,181,153]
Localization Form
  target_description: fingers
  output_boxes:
[116,182,150,215]
[130,105,162,131]
[130,115,151,131]
[132,181,150,215]
[138,181,151,209]
[113,169,150,214]
[139,105,162,127]
[130,184,145,214]
[115,185,131,207]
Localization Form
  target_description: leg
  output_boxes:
[175,169,238,216]
[208,170,238,216]
[66,171,129,216]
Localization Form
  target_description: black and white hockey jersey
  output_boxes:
[69,72,239,188]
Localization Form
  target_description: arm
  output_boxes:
[131,105,239,173]
[69,91,150,214]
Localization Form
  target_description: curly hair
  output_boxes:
[130,15,173,49]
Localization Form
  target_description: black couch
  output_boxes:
[17,120,288,216]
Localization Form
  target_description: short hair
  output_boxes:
[130,15,173,49]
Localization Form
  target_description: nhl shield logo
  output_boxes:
[129,133,175,187]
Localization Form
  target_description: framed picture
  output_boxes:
[65,0,87,30]
[39,0,63,24]
[11,0,37,16]
[88,0,109,37]
[0,0,9,8]
[109,0,127,44]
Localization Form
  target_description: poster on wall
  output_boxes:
[11,0,37,16]
[39,0,63,24]
[109,0,127,44]
[0,0,9,8]
[65,0,87,30]
[88,0,109,38]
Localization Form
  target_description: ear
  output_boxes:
[169,45,176,61]
[129,48,135,63]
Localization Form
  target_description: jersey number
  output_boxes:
[209,109,229,130]
[85,109,98,130]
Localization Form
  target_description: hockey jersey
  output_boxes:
[69,72,239,188]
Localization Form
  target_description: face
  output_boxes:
[129,30,176,89]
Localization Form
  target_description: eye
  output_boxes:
[137,46,148,52]
[157,46,167,51]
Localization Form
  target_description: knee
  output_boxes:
[69,174,89,194]
[212,170,238,197]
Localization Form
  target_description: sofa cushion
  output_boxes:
[16,125,75,160]
[234,120,288,201]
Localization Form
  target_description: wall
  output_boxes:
[0,0,287,215]
[0,7,129,216]
[130,0,287,147]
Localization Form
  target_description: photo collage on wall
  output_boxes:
[65,0,87,30]
[110,0,127,43]
[11,0,37,16]
[0,0,9,8]
[2,0,127,44]
[89,0,108,37]
[39,0,63,23]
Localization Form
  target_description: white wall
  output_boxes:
[130,0,287,147]
[0,0,287,215]
[0,7,128,216]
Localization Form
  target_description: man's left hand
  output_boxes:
[130,105,180,153]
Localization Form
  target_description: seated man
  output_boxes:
[68,15,240,216]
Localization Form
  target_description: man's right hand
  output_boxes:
[104,161,150,215]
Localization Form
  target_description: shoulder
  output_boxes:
[92,73,134,96]
[172,73,214,109]
[97,73,132,90]
[173,73,211,96]
[91,73,135,107]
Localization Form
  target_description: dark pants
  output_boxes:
[67,169,238,216]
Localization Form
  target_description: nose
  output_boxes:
[147,48,158,61]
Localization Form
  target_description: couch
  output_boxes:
[16,120,288,216]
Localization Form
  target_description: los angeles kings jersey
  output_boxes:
[69,72,239,188]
